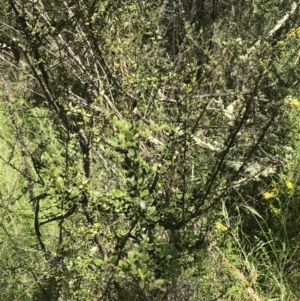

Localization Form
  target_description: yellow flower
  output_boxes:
[269,205,281,215]
[263,191,275,199]
[287,27,300,38]
[215,220,228,232]
[277,40,284,46]
[288,30,296,38]
[286,181,293,189]
[289,100,300,108]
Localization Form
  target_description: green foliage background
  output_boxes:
[1,0,300,300]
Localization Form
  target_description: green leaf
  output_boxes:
[128,250,135,261]
[118,133,125,143]
[118,260,128,269]
[127,148,135,157]
[108,137,119,147]
[139,280,145,289]
[126,132,134,142]
[141,266,148,274]
[140,189,149,198]
[155,279,164,286]
[131,264,138,275]
[148,206,156,216]
[93,259,103,266]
